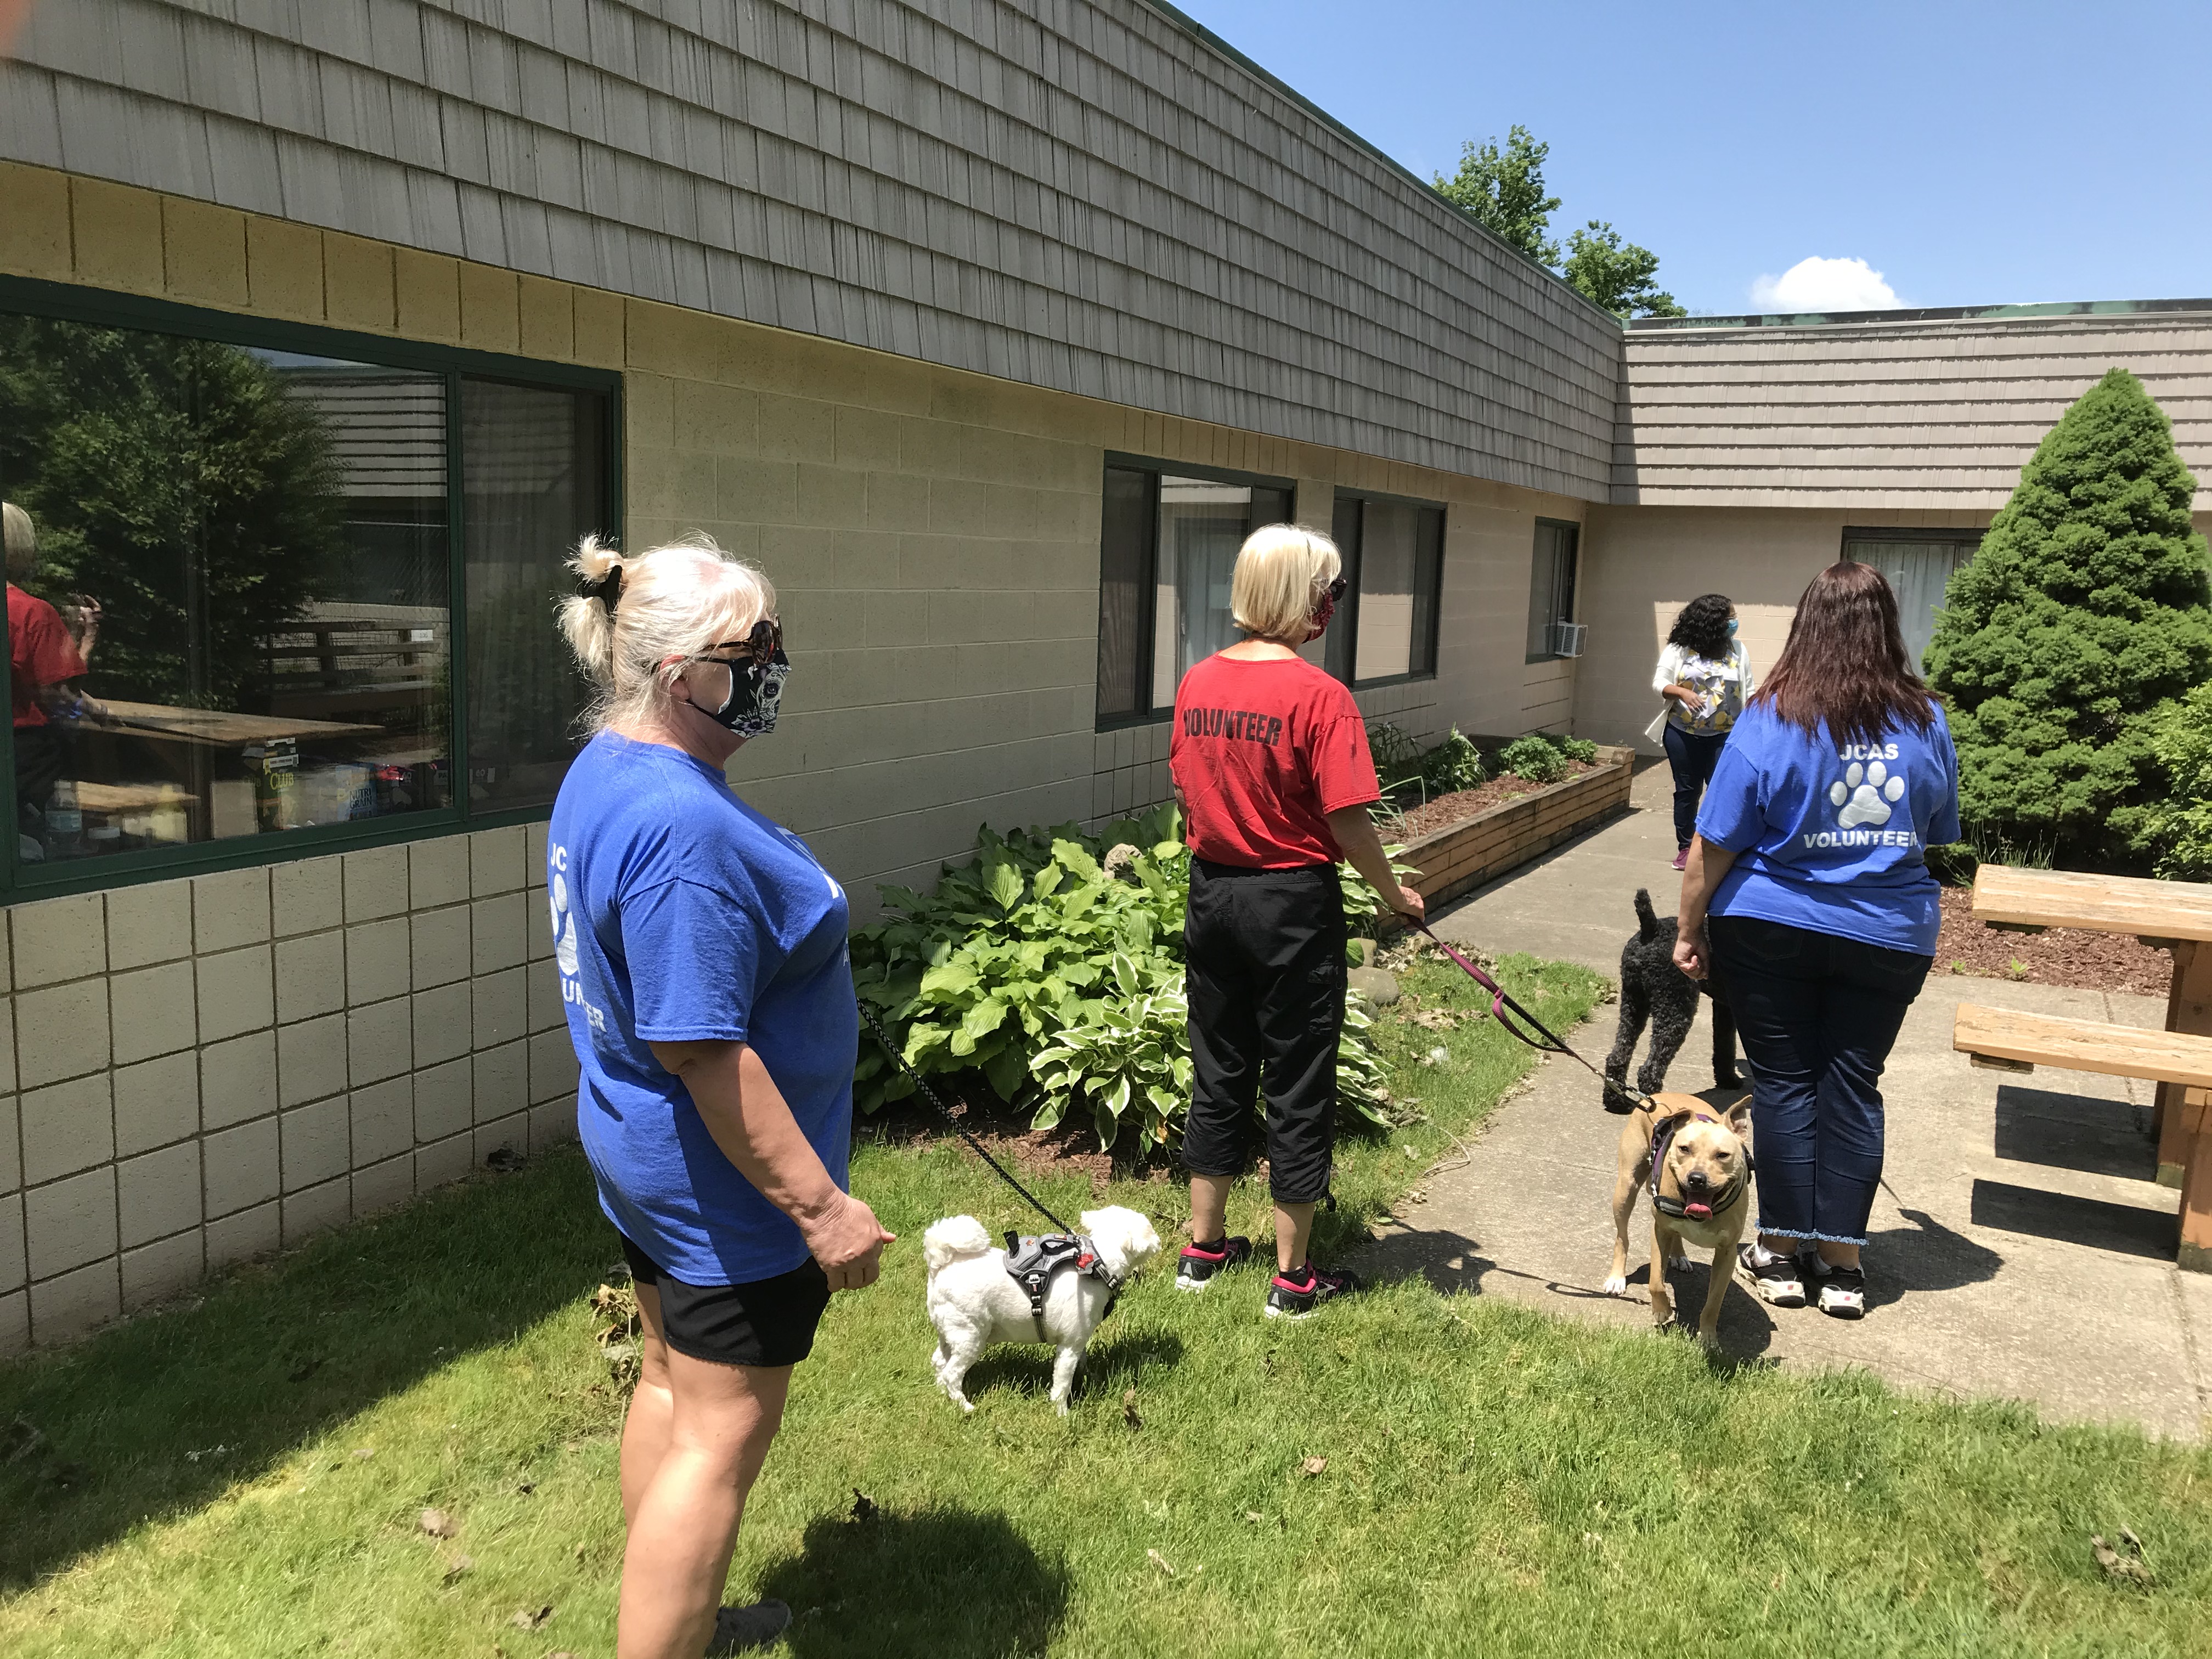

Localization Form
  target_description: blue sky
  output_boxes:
[1174,0,2212,315]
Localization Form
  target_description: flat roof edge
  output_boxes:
[1630,297,2212,332]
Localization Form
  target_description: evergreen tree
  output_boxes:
[1926,367,2212,863]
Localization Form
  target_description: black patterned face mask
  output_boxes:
[692,618,789,737]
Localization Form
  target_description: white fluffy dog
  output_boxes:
[923,1206,1163,1415]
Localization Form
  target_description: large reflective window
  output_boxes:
[0,317,451,862]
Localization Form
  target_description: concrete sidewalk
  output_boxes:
[1367,763,2212,1442]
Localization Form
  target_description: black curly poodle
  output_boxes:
[1605,887,1739,1103]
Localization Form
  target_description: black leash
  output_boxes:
[1416,924,1657,1116]
[856,1000,1081,1235]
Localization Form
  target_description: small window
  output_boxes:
[1841,528,1981,670]
[0,290,614,890]
[1326,492,1444,687]
[1092,458,1293,726]
[1525,519,1581,663]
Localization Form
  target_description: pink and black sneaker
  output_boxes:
[1175,1234,1254,1291]
[1265,1261,1363,1320]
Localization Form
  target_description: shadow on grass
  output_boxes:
[0,1146,613,1592]
[1359,1224,1782,1358]
[960,1327,1184,1408]
[759,1504,1070,1658]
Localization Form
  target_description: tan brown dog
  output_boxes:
[1601,1090,1753,1350]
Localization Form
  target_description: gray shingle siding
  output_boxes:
[1616,312,2212,510]
[3,0,1621,498]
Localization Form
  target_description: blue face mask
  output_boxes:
[1726,617,1739,637]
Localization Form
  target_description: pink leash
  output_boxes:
[1415,924,1653,1115]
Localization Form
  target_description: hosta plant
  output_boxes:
[850,805,1399,1152]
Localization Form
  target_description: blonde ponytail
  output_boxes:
[555,532,777,733]
[557,534,624,686]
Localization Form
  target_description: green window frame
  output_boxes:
[0,273,623,902]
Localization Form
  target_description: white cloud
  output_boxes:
[1748,256,1900,313]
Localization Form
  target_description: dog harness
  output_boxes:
[1002,1232,1124,1340]
[1647,1108,1752,1222]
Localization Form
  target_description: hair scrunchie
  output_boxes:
[581,564,623,614]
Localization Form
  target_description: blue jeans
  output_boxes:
[1709,916,1933,1246]
[1663,724,1728,851]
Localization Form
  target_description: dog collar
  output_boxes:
[1648,1110,1752,1222]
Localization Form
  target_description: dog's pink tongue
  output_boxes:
[1685,1202,1712,1220]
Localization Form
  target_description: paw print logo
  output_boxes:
[1831,760,1905,828]
[549,869,580,977]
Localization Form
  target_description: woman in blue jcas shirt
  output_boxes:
[1672,561,1961,1321]
[551,535,894,1659]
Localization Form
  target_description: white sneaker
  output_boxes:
[1815,1263,1866,1319]
[1735,1243,1805,1308]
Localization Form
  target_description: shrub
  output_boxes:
[1926,368,2212,864]
[1418,727,1487,794]
[1559,736,1599,764]
[2141,681,2212,878]
[849,808,1396,1153]
[1498,734,1568,785]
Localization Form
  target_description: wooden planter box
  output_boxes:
[1399,744,1635,909]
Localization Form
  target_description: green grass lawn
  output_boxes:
[4,953,2209,1658]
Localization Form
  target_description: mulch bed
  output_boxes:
[1935,883,2171,997]
[1393,760,1598,839]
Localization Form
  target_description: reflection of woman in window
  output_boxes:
[1654,593,1754,872]
[5,503,107,844]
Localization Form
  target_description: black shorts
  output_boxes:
[618,1233,831,1369]
[1180,858,1346,1204]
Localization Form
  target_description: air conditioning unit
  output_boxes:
[1549,620,1587,658]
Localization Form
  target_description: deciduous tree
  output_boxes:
[1433,127,1683,318]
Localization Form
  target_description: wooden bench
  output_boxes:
[1954,1003,2212,1270]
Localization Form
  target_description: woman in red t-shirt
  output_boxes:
[1169,524,1424,1320]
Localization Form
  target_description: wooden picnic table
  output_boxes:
[98,701,380,747]
[1970,865,2212,1269]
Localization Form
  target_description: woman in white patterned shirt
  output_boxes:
[1653,592,1755,871]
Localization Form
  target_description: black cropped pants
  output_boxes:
[1181,858,1346,1204]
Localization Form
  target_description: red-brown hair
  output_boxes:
[1754,561,1939,748]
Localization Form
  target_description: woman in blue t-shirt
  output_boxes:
[1673,561,1960,1321]
[550,534,893,1658]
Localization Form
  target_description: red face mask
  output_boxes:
[1305,576,1347,643]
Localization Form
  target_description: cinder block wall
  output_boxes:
[0,162,1589,1348]
[0,825,573,1352]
